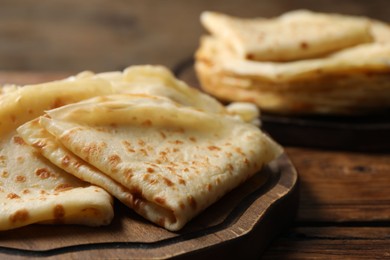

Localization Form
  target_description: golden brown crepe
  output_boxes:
[0,77,115,137]
[0,77,116,231]
[0,134,114,230]
[2,65,277,231]
[76,65,260,123]
[195,10,390,115]
[18,94,282,231]
[201,10,373,62]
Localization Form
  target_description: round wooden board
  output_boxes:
[174,59,390,152]
[0,153,298,259]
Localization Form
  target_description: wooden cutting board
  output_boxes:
[0,154,298,259]
[0,72,299,259]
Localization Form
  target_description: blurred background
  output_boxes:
[0,0,389,73]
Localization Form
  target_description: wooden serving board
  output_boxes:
[0,72,298,259]
[0,154,298,259]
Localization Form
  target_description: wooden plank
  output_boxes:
[0,0,389,72]
[262,226,390,259]
[286,147,390,222]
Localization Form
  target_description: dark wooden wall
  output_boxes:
[1,0,389,72]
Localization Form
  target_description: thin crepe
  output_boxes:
[0,77,116,231]
[75,65,260,124]
[0,134,113,230]
[18,94,282,231]
[196,11,390,115]
[201,10,373,61]
[196,36,390,114]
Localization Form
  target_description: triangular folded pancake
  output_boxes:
[76,65,260,124]
[0,134,114,230]
[0,77,114,137]
[197,35,390,83]
[18,94,282,231]
[0,78,116,231]
[77,65,228,115]
[201,10,373,61]
[195,32,390,114]
[0,65,230,131]
[1,65,262,231]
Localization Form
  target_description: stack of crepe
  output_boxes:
[195,10,390,115]
[1,65,281,231]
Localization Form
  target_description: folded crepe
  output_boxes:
[17,94,282,231]
[201,10,373,62]
[0,134,114,230]
[76,65,260,123]
[196,10,390,115]
[1,64,263,231]
[196,36,390,114]
[0,77,116,231]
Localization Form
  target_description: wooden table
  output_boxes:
[1,1,390,259]
[265,147,390,259]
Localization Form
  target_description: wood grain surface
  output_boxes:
[1,1,390,258]
[0,0,389,72]
[264,148,390,259]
